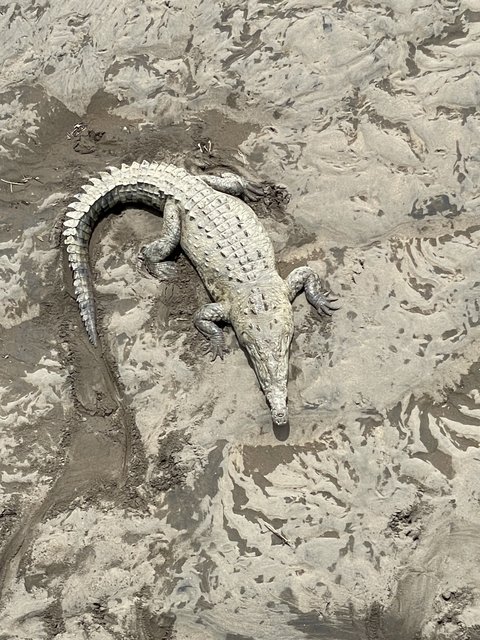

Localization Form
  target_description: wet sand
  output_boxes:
[2,1,480,638]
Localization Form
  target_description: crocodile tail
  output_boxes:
[63,160,190,345]
[63,190,101,346]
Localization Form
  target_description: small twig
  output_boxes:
[0,177,31,193]
[0,177,29,186]
[262,521,293,548]
[197,139,213,154]
[67,122,87,139]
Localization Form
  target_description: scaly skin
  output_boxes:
[63,160,338,426]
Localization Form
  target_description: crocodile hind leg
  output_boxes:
[200,172,264,201]
[138,197,182,280]
[193,302,230,361]
[285,266,339,316]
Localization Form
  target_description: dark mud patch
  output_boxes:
[187,107,261,159]
[150,430,189,492]
[135,605,176,640]
[0,283,148,601]
[42,601,66,637]
[387,499,426,543]
[60,302,150,511]
[0,501,19,555]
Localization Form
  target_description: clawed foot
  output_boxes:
[241,179,265,202]
[138,251,178,281]
[204,338,228,361]
[312,291,339,317]
[201,171,265,202]
[219,172,265,202]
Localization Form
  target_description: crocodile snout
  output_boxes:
[267,388,289,426]
[272,406,288,426]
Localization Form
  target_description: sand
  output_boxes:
[1,1,480,638]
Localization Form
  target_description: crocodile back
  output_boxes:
[181,191,277,301]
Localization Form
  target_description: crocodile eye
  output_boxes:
[279,330,293,352]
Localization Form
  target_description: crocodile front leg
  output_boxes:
[200,172,264,201]
[285,266,338,316]
[193,302,230,361]
[138,197,181,279]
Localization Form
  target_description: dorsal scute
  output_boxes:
[98,171,115,183]
[64,236,86,246]
[82,183,102,198]
[89,177,104,188]
[69,199,91,212]
[64,218,83,228]
[106,165,122,178]
[66,243,88,254]
[65,210,84,221]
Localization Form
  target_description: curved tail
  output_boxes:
[63,160,189,345]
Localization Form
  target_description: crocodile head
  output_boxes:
[234,297,294,426]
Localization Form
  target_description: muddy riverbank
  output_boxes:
[1,1,480,638]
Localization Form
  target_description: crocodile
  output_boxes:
[63,160,337,426]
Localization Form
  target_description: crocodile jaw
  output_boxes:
[235,317,293,426]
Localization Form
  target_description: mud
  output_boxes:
[2,1,480,639]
